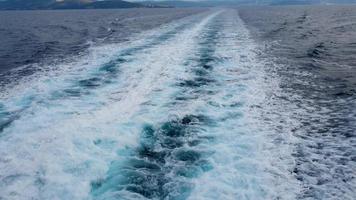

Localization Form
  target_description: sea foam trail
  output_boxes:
[93,10,301,200]
[0,11,220,200]
[0,9,303,200]
[183,10,301,200]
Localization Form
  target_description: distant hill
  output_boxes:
[0,0,143,10]
[269,0,321,5]
[1,0,356,10]
[269,0,356,5]
[139,0,356,8]
[139,0,247,8]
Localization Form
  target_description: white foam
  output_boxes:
[0,11,221,200]
[187,10,301,200]
[0,9,305,200]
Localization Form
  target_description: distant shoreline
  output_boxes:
[1,0,356,11]
[0,0,148,11]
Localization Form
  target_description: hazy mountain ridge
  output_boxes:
[1,0,356,10]
[139,0,356,8]
[269,0,356,5]
[0,0,142,10]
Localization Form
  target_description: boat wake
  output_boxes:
[0,9,306,200]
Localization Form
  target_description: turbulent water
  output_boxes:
[0,7,355,200]
[0,8,202,78]
[239,6,356,199]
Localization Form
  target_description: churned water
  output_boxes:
[239,6,356,199]
[0,6,355,200]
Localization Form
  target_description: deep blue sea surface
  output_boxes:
[0,7,355,200]
[0,8,202,84]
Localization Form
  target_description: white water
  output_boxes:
[188,11,300,200]
[0,9,301,200]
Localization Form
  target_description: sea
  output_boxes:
[0,6,355,200]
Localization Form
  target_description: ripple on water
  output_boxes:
[91,114,215,199]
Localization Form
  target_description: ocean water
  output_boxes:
[239,6,356,199]
[0,8,203,83]
[0,7,355,200]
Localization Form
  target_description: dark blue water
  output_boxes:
[0,8,203,85]
[239,5,356,200]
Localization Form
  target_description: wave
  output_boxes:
[2,8,346,200]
